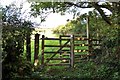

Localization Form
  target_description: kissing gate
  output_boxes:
[37,34,101,68]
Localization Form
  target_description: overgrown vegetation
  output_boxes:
[29,61,119,79]
[2,5,34,79]
[30,1,120,79]
[2,1,120,80]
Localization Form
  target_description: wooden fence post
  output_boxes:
[34,34,40,66]
[41,35,45,65]
[26,33,31,61]
[59,35,62,58]
[86,16,93,54]
[89,39,93,54]
[70,35,74,67]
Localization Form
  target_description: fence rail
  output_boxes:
[40,34,101,68]
[25,34,101,67]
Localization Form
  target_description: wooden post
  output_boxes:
[34,34,40,66]
[86,16,93,57]
[87,16,92,53]
[59,35,62,58]
[86,16,90,42]
[70,35,74,67]
[41,35,45,65]
[26,33,31,61]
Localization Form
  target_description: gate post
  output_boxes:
[59,35,62,58]
[26,33,31,61]
[70,35,74,67]
[86,16,93,54]
[34,33,40,66]
[41,35,45,66]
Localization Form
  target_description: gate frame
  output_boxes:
[40,34,101,68]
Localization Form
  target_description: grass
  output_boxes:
[24,39,89,63]
[23,38,119,79]
[31,60,119,79]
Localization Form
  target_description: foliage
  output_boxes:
[30,2,120,79]
[30,1,120,61]
[53,14,87,35]
[2,5,34,79]
[53,10,104,36]
[30,2,70,16]
[1,1,120,79]
[29,61,119,79]
[30,2,120,25]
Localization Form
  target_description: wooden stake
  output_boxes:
[34,33,40,66]
[26,33,31,61]
[70,35,74,67]
[59,35,62,58]
[41,35,45,65]
[86,16,93,54]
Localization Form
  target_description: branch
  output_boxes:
[93,3,111,25]
[64,2,112,25]
[98,5,112,12]
[64,2,93,8]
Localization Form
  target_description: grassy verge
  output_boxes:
[31,61,119,79]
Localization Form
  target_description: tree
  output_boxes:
[2,5,33,79]
[53,14,86,35]
[30,2,120,25]
[30,1,120,79]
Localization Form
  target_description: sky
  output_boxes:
[0,0,73,28]
[1,0,111,28]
